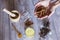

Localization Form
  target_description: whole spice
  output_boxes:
[39,27,50,38]
[42,18,50,27]
[34,0,60,19]
[24,19,33,28]
[39,18,50,38]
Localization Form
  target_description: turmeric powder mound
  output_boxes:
[17,33,22,38]
[25,27,35,37]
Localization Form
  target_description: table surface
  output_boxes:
[0,0,60,40]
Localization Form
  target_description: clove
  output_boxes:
[24,19,33,29]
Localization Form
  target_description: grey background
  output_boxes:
[0,0,60,40]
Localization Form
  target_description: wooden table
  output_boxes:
[0,0,60,40]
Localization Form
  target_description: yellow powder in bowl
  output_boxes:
[25,27,35,37]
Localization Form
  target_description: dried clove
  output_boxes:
[24,19,33,27]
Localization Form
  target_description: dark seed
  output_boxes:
[42,18,50,27]
[39,27,50,38]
